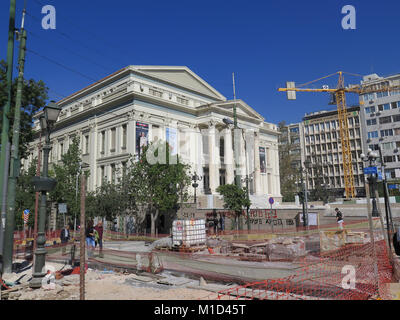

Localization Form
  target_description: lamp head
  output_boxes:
[223,118,234,126]
[44,101,62,126]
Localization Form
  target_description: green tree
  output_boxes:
[49,136,85,227]
[130,141,191,235]
[309,160,329,203]
[278,121,300,202]
[216,184,251,231]
[92,181,127,221]
[0,60,48,159]
[15,158,38,230]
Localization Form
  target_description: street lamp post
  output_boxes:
[361,149,380,217]
[241,175,253,232]
[30,102,61,289]
[191,172,202,204]
[303,160,312,228]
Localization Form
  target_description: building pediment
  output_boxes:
[212,100,265,122]
[131,66,226,102]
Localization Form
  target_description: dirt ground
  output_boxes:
[3,268,218,301]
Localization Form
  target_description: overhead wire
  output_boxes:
[24,11,119,67]
[25,47,98,82]
[26,30,111,73]
[28,0,133,65]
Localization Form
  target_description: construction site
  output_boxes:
[2,207,400,301]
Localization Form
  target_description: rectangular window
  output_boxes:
[384,156,395,163]
[101,131,105,153]
[367,119,377,126]
[391,102,398,109]
[363,93,375,101]
[394,128,400,135]
[377,91,389,98]
[382,142,395,150]
[378,104,390,111]
[380,129,393,137]
[369,144,379,151]
[111,164,116,183]
[111,128,116,151]
[348,118,354,126]
[393,115,400,122]
[84,135,89,154]
[101,166,105,183]
[149,88,163,98]
[368,131,379,139]
[177,96,189,105]
[365,106,376,114]
[122,124,127,149]
[379,116,392,124]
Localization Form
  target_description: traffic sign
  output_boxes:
[58,203,67,214]
[23,209,30,225]
[269,197,274,205]
[364,166,378,175]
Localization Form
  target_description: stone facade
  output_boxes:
[24,66,281,209]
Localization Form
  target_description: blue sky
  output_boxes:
[1,0,399,125]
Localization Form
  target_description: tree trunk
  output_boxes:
[150,209,159,237]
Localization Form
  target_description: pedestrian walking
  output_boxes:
[335,208,344,230]
[85,221,95,257]
[60,225,70,255]
[94,221,104,257]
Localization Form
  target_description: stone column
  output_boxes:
[240,130,247,178]
[208,121,219,194]
[224,128,234,185]
[254,131,262,195]
[127,111,136,156]
[89,118,97,191]
[196,126,204,194]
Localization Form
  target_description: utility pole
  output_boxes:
[33,133,42,257]
[3,17,27,274]
[80,174,86,300]
[232,73,241,188]
[0,0,16,275]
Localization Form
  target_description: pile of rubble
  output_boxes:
[205,237,307,262]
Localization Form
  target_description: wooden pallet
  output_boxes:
[178,245,206,253]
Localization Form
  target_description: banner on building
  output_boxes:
[259,147,266,173]
[166,127,178,156]
[136,122,149,157]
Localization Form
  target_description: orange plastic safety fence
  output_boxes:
[214,239,393,300]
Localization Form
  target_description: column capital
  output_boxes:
[127,110,135,121]
[208,119,218,129]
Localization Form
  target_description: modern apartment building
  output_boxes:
[278,123,303,170]
[359,73,400,180]
[301,106,366,197]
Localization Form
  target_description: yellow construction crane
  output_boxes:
[278,71,400,199]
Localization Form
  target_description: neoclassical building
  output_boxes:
[25,66,281,209]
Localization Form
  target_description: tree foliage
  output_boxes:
[129,141,191,235]
[216,184,250,230]
[15,158,38,230]
[0,60,48,159]
[49,136,85,224]
[278,121,300,202]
